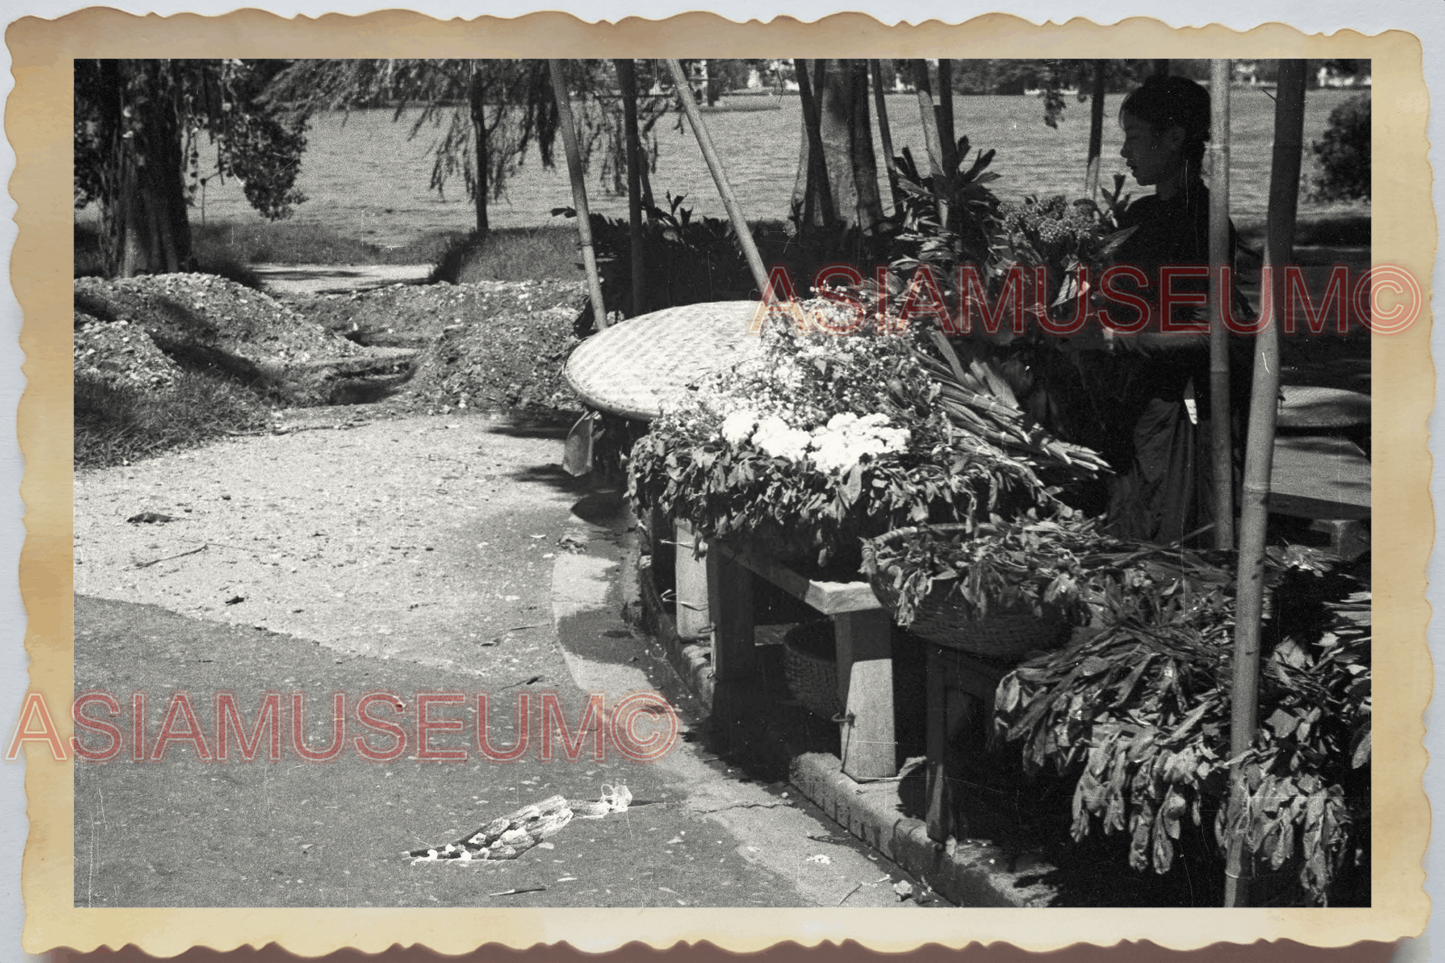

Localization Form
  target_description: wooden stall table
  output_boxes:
[567,301,900,780]
[922,645,1010,844]
[707,540,898,781]
[565,300,766,635]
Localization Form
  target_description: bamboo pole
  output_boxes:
[794,58,837,231]
[1222,58,1307,909]
[548,60,608,329]
[1207,60,1235,549]
[869,59,903,217]
[663,58,771,297]
[936,59,957,173]
[1084,60,1107,200]
[614,59,647,318]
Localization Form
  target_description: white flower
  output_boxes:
[720,409,759,446]
[806,414,912,474]
[753,415,811,462]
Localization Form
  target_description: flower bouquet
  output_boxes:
[994,185,1136,330]
[627,298,1062,569]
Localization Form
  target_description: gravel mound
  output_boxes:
[73,272,593,418]
[74,273,367,373]
[289,278,589,347]
[402,304,582,412]
[74,314,182,390]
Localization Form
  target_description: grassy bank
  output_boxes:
[74,220,585,282]
[1234,200,1371,249]
[75,370,273,469]
[76,202,1368,282]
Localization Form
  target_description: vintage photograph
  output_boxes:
[68,52,1377,915]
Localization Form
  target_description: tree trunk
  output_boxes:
[104,61,192,278]
[936,60,957,173]
[469,62,490,237]
[870,59,903,217]
[793,59,835,231]
[469,61,490,237]
[614,58,647,317]
[791,59,885,234]
[1085,60,1107,199]
[844,60,884,234]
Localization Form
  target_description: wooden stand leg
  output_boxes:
[925,645,952,843]
[707,545,755,681]
[673,521,712,639]
[834,609,896,780]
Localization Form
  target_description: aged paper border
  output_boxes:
[9,8,1432,956]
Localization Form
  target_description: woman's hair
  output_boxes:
[1119,74,1212,172]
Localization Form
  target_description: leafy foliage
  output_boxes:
[861,512,1102,629]
[75,59,309,276]
[888,137,1001,291]
[627,305,1059,567]
[991,548,1370,905]
[579,193,757,317]
[1309,93,1371,202]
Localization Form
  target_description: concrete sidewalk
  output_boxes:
[629,543,1059,908]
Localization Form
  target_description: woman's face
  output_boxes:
[1120,112,1185,189]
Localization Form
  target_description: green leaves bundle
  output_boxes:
[991,550,1369,905]
[627,303,1060,567]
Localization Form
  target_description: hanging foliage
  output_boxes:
[264,59,672,234]
[992,548,1370,905]
[74,59,309,277]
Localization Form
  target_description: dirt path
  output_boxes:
[73,410,929,909]
[75,411,576,674]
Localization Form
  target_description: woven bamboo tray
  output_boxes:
[782,620,926,722]
[564,301,764,420]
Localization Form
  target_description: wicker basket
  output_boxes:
[781,620,927,721]
[905,589,1068,660]
[866,524,1071,662]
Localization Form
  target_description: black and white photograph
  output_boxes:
[13,7,1431,956]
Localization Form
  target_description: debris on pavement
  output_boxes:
[408,785,633,864]
[127,512,177,524]
[488,886,547,897]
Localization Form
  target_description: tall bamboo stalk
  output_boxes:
[794,58,836,231]
[1222,58,1307,909]
[869,59,903,217]
[614,58,647,318]
[1208,60,1235,549]
[548,60,608,329]
[1084,60,1106,200]
[663,58,770,297]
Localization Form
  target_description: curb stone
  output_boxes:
[623,528,1057,908]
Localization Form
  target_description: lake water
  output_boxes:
[175,89,1359,249]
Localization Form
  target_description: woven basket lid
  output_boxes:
[564,301,765,420]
